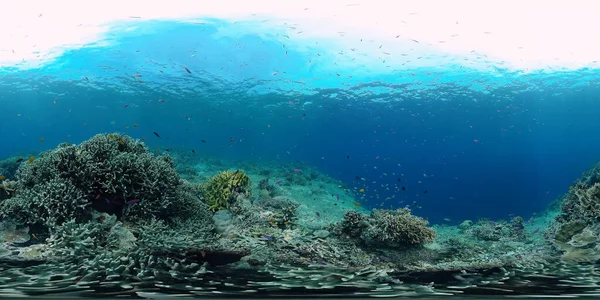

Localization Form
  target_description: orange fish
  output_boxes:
[0,175,5,181]
[28,156,35,163]
[133,124,138,127]
[39,138,44,142]
[354,202,361,207]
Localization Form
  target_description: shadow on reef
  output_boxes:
[2,133,600,297]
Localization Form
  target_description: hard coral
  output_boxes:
[201,170,251,212]
[337,208,436,248]
[574,182,600,219]
[0,133,193,228]
[362,209,436,247]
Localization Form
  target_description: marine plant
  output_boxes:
[200,170,251,212]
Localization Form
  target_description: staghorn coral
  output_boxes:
[200,170,251,212]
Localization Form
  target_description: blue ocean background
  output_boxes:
[1,17,600,225]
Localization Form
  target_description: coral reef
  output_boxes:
[200,170,251,212]
[335,208,436,248]
[0,133,202,228]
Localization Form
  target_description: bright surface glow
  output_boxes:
[1,0,599,71]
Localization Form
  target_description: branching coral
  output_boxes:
[336,208,436,248]
[200,170,251,212]
[0,133,202,229]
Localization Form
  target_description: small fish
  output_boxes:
[229,137,234,142]
[0,175,5,180]
[276,180,283,185]
[293,168,302,173]
[192,149,196,154]
[316,212,321,217]
[201,139,206,143]
[124,104,129,108]
[28,156,35,163]
[108,134,115,140]
[16,158,24,163]
[39,138,44,142]
[397,178,402,182]
[336,194,339,200]
[262,234,273,241]
[158,99,166,103]
[153,132,160,138]
[354,202,361,207]
[346,154,350,159]
[125,199,140,205]
[118,139,125,145]
[401,186,406,191]
[182,65,192,74]
[133,123,138,127]
[359,189,364,193]
[424,190,428,194]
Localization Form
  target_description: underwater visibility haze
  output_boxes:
[2,1,600,298]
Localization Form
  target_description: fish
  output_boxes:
[401,186,406,191]
[229,137,234,142]
[346,154,350,159]
[108,134,115,140]
[397,178,401,182]
[153,132,160,138]
[118,139,125,145]
[124,104,129,108]
[354,202,361,207]
[315,212,321,217]
[133,124,138,127]
[201,140,206,143]
[28,156,35,163]
[182,65,192,74]
[192,150,196,154]
[359,189,364,193]
[293,168,302,173]
[125,199,140,205]
[262,234,273,241]
[39,138,44,142]
[15,158,24,163]
[0,175,5,180]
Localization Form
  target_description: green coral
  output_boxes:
[200,170,251,212]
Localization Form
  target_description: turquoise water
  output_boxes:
[1,5,600,299]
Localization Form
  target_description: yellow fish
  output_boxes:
[0,175,5,180]
[28,156,35,163]
[359,188,365,193]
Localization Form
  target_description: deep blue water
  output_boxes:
[1,20,600,224]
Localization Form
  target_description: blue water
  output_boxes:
[1,19,599,225]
